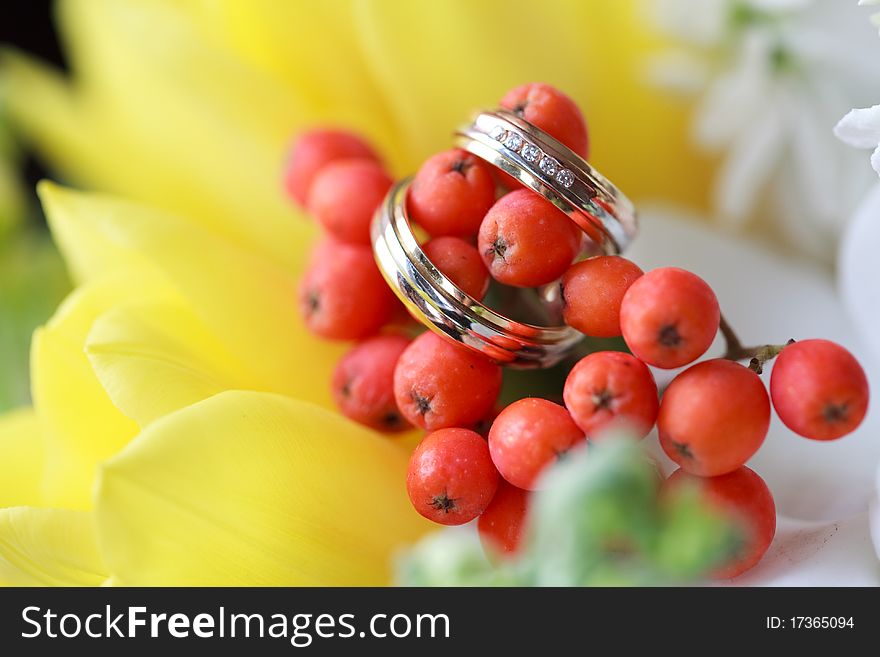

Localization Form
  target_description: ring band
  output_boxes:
[454,109,637,254]
[372,178,583,369]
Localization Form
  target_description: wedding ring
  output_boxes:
[454,109,637,254]
[372,179,583,369]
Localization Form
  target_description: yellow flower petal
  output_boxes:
[0,507,107,586]
[95,390,430,586]
[32,272,175,509]
[191,0,400,154]
[5,0,713,261]
[0,408,44,508]
[351,0,711,207]
[5,0,312,270]
[39,182,343,409]
[86,299,261,427]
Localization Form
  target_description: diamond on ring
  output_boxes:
[538,156,559,177]
[504,132,524,152]
[556,169,574,188]
[521,143,541,163]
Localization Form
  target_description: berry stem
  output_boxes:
[720,313,794,374]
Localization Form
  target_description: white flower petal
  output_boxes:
[839,183,880,365]
[645,50,710,94]
[647,0,730,46]
[693,31,773,150]
[872,144,880,176]
[871,497,880,561]
[748,0,812,11]
[834,105,880,149]
[730,513,880,586]
[713,105,785,224]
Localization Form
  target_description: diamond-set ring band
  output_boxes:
[370,109,638,368]
[454,109,637,254]
[371,178,583,369]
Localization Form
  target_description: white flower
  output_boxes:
[835,105,880,177]
[648,0,880,261]
[861,0,880,34]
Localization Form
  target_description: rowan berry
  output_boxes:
[478,189,582,288]
[332,335,411,432]
[561,256,644,337]
[478,480,530,557]
[393,331,503,430]
[563,351,659,439]
[500,82,589,158]
[407,149,496,238]
[665,466,776,579]
[658,359,770,476]
[406,428,499,525]
[422,236,490,301]
[488,398,584,490]
[620,267,720,369]
[284,129,380,207]
[299,239,395,340]
[307,158,393,245]
[770,339,869,441]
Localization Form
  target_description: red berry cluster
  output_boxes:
[284,83,870,579]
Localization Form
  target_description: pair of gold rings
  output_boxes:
[371,109,637,368]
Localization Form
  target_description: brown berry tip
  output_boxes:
[431,491,456,513]
[659,324,682,348]
[592,389,614,410]
[488,236,508,262]
[671,441,694,460]
[411,391,432,416]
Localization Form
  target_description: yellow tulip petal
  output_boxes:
[5,0,315,270]
[32,273,176,509]
[191,0,400,154]
[0,50,116,197]
[0,408,44,508]
[354,0,712,207]
[95,391,429,586]
[37,166,156,286]
[39,182,343,409]
[86,299,260,427]
[0,507,107,586]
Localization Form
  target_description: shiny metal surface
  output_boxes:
[454,109,637,254]
[372,179,583,368]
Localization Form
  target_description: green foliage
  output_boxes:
[0,111,25,239]
[0,230,70,411]
[396,436,742,586]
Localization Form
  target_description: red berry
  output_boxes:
[406,428,499,525]
[620,267,720,369]
[393,332,503,430]
[563,351,659,439]
[770,339,869,441]
[284,129,380,207]
[299,239,395,340]
[331,335,411,432]
[664,467,776,579]
[562,256,644,337]
[407,149,496,238]
[488,398,584,490]
[307,158,393,245]
[500,82,589,158]
[478,481,530,557]
[658,359,770,477]
[422,236,490,301]
[478,189,582,288]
